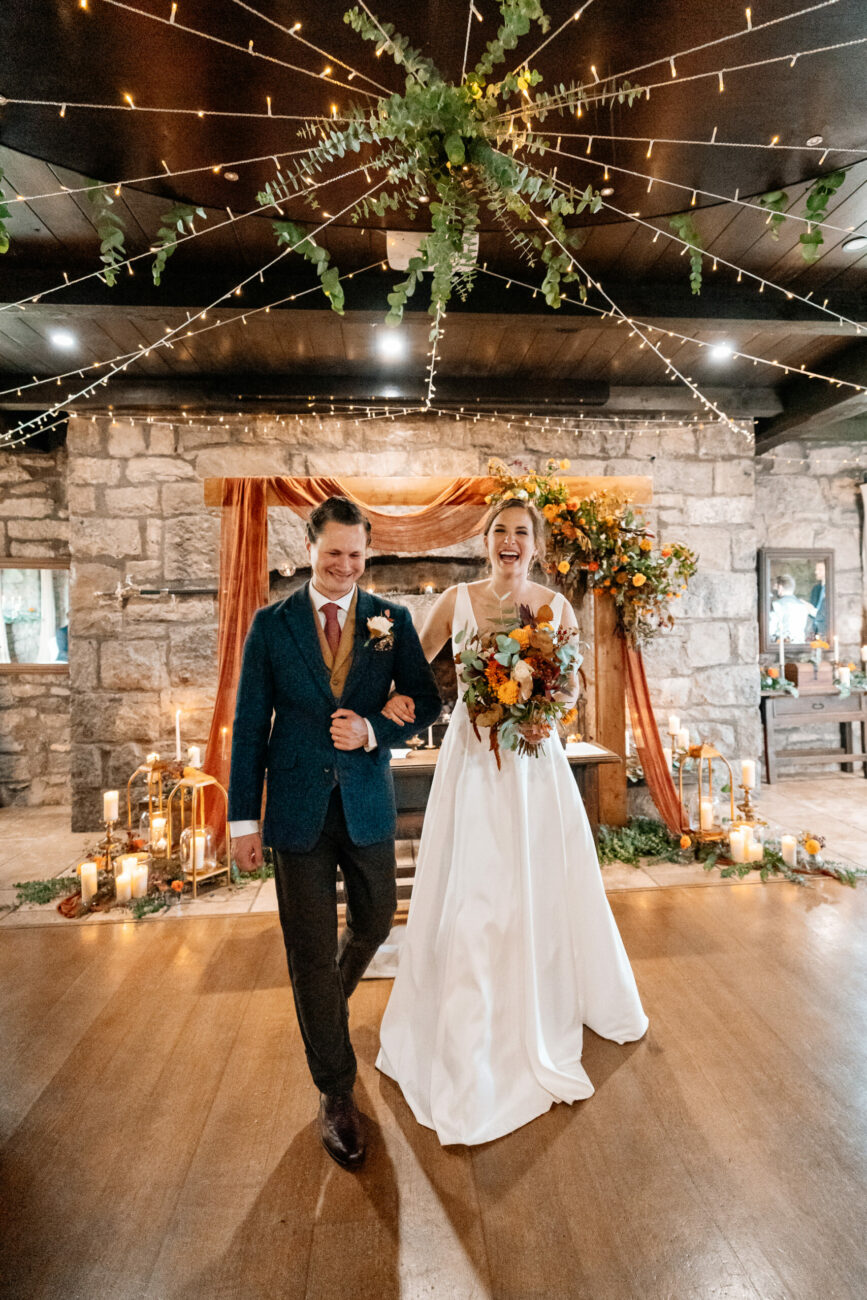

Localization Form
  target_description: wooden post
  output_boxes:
[594,591,628,827]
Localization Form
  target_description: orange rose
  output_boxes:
[171,879,184,893]
[680,835,692,850]
[661,546,672,557]
[566,498,579,511]
[639,537,653,552]
[558,560,570,574]
[542,503,560,523]
[587,560,600,572]
[766,666,779,679]
[632,573,647,587]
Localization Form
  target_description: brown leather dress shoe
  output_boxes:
[319,1090,366,1170]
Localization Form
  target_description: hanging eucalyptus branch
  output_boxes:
[669,212,704,295]
[85,182,127,287]
[274,220,346,313]
[800,169,846,262]
[0,168,10,256]
[757,189,788,240]
[151,203,207,285]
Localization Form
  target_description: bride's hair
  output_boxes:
[482,498,546,566]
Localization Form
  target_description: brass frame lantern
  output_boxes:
[678,743,736,842]
[165,767,231,898]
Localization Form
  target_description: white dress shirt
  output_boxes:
[229,582,377,838]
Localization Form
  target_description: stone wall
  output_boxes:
[66,410,764,827]
[0,445,71,805]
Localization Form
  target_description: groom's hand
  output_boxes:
[330,708,369,750]
[233,832,263,873]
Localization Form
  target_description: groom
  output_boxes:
[229,496,440,1169]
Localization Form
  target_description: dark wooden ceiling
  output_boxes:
[1,0,866,450]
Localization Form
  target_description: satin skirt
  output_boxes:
[376,704,649,1146]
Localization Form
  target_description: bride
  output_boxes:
[375,499,648,1146]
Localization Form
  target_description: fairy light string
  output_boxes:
[1,94,345,123]
[531,129,867,158]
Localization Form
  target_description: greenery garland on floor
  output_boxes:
[13,876,80,906]
[598,818,865,888]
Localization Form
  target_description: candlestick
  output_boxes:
[781,835,798,867]
[778,633,785,669]
[676,727,690,752]
[667,714,680,737]
[741,759,756,789]
[728,829,745,864]
[80,861,98,905]
[115,870,132,904]
[175,708,182,761]
[150,815,167,852]
[427,725,435,749]
[700,799,714,831]
[103,789,119,823]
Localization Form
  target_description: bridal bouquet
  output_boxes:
[455,604,583,767]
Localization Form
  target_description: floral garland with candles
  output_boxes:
[486,459,697,646]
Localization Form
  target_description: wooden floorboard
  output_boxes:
[1,884,866,1299]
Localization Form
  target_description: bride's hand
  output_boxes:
[381,693,415,725]
[518,722,550,745]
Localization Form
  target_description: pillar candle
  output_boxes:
[115,871,132,904]
[781,835,798,867]
[742,823,754,848]
[132,864,149,898]
[779,633,785,669]
[662,746,673,774]
[103,789,119,823]
[667,714,680,737]
[188,745,202,768]
[80,861,98,905]
[700,799,714,831]
[191,831,206,873]
[146,752,158,766]
[838,666,851,688]
[175,709,182,761]
[728,830,745,864]
[861,645,867,666]
[677,728,690,752]
[151,816,166,851]
[117,853,138,879]
[741,759,756,789]
[748,842,764,863]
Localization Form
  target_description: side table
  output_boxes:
[760,690,867,783]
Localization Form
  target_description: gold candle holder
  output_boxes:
[732,782,767,832]
[677,743,736,843]
[95,818,122,879]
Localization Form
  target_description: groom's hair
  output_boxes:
[306,496,372,543]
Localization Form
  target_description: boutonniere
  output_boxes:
[365,610,395,652]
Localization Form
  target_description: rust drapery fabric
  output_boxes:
[202,474,681,836]
[625,644,687,834]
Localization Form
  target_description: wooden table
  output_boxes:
[390,742,622,841]
[761,689,867,783]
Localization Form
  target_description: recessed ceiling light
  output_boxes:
[842,234,867,253]
[805,134,823,147]
[709,342,735,362]
[48,329,77,350]
[377,330,406,360]
[600,186,614,196]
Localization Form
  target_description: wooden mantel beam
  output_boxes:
[202,475,654,509]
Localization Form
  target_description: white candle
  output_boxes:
[838,666,851,688]
[748,842,764,863]
[662,746,673,774]
[221,726,228,761]
[103,789,119,823]
[80,861,98,905]
[833,636,839,663]
[700,799,714,831]
[132,864,149,898]
[861,645,867,665]
[191,831,206,873]
[667,714,680,737]
[175,708,182,760]
[781,835,797,867]
[741,759,756,789]
[728,830,745,863]
[151,816,166,851]
[779,633,785,668]
[742,823,754,848]
[146,752,158,766]
[188,745,202,768]
[677,728,690,752]
[117,853,138,879]
[115,871,132,904]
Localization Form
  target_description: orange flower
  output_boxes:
[804,837,821,856]
[496,679,520,706]
[557,560,571,574]
[616,572,629,585]
[508,626,532,647]
[587,560,600,572]
[680,835,692,850]
[639,537,653,552]
[559,458,571,470]
[561,521,577,540]
[171,879,184,893]
[542,503,561,523]
[566,498,579,511]
[632,573,647,587]
[661,546,672,558]
[766,666,780,679]
[485,660,507,687]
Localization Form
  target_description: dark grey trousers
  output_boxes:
[273,787,397,1095]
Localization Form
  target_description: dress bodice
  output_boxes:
[451,582,565,652]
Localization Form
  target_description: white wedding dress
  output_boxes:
[376,584,648,1146]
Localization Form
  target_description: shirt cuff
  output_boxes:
[229,820,260,837]
[364,719,378,751]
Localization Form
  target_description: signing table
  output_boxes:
[761,689,867,783]
[390,741,621,842]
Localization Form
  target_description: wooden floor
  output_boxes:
[2,881,866,1300]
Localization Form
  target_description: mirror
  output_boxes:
[0,561,69,672]
[757,548,833,654]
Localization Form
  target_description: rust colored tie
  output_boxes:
[321,602,342,658]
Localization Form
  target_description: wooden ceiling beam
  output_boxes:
[753,342,867,451]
